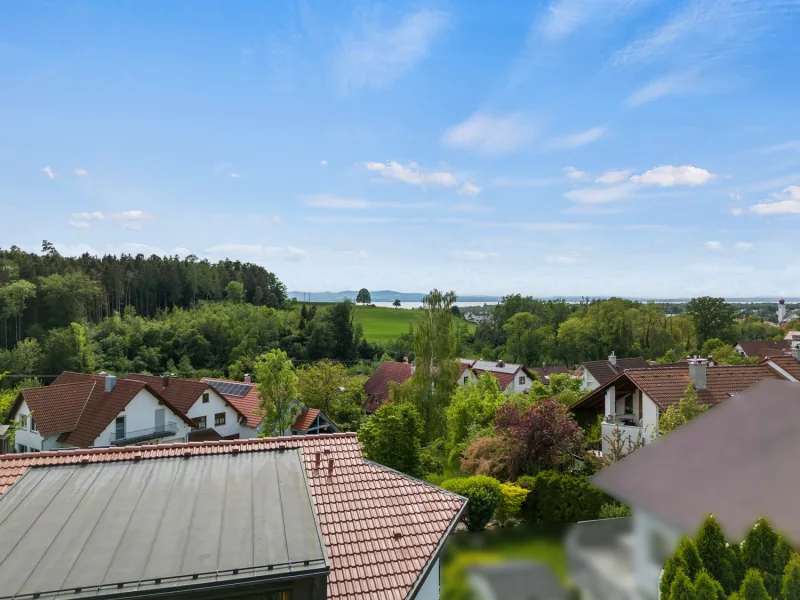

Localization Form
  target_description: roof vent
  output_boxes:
[393,531,403,540]
[497,360,505,368]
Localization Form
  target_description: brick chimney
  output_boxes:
[688,356,708,390]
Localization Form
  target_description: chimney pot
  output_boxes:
[689,358,708,390]
[497,360,504,368]
[327,458,334,476]
[402,357,408,364]
[244,373,251,384]
[105,375,117,392]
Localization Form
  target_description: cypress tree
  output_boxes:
[738,569,772,600]
[783,557,800,600]
[662,553,690,600]
[730,542,746,588]
[742,519,779,574]
[678,535,704,580]
[696,515,737,593]
[694,570,727,600]
[670,568,695,600]
[773,536,795,576]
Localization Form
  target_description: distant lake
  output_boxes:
[369,301,499,310]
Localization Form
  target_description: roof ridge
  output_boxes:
[24,380,95,392]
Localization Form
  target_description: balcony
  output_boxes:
[601,421,645,457]
[111,422,179,446]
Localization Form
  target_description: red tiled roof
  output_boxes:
[200,377,261,427]
[582,357,650,385]
[187,428,224,442]
[127,373,248,422]
[762,355,800,381]
[530,365,570,381]
[13,372,196,448]
[737,340,791,357]
[15,382,95,435]
[0,434,466,600]
[363,362,413,413]
[292,408,321,432]
[472,368,516,390]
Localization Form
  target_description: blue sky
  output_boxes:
[3,0,800,298]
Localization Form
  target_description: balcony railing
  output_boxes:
[111,422,179,445]
[601,422,645,457]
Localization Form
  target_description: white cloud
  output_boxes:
[630,165,714,187]
[365,161,457,187]
[308,216,396,224]
[68,221,90,229]
[214,163,232,173]
[735,242,753,250]
[74,168,88,176]
[336,9,449,90]
[564,184,634,203]
[753,140,800,155]
[564,166,590,181]
[457,182,481,196]
[537,0,652,42]
[750,186,800,215]
[321,159,328,166]
[704,241,721,250]
[729,192,742,200]
[42,166,55,180]
[441,111,537,156]
[731,208,743,216]
[72,211,104,220]
[545,254,578,265]
[112,210,154,221]
[450,250,498,261]
[171,247,192,257]
[545,126,605,150]
[626,70,704,107]
[595,170,631,184]
[230,173,240,178]
[205,244,307,261]
[522,222,591,230]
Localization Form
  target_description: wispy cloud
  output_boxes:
[704,241,722,250]
[595,169,631,184]
[320,159,328,166]
[441,111,537,156]
[42,166,55,180]
[731,208,743,216]
[545,126,606,150]
[74,168,88,176]
[308,215,397,224]
[545,254,578,265]
[205,243,307,261]
[365,161,457,187]
[752,140,800,155]
[564,184,635,203]
[230,173,240,179]
[338,250,370,260]
[735,242,754,250]
[72,211,104,220]
[630,165,715,186]
[336,8,449,90]
[564,166,591,181]
[537,0,654,42]
[112,210,154,221]
[627,69,705,106]
[450,250,498,261]
[457,182,481,196]
[750,185,800,215]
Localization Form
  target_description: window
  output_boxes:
[193,416,207,429]
[518,376,525,385]
[30,416,37,433]
[31,448,40,453]
[624,395,633,415]
[463,376,469,384]
[115,416,125,441]
[202,392,209,403]
[215,412,226,426]
[17,444,27,453]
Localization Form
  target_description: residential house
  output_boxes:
[458,359,536,394]
[529,363,571,385]
[734,339,790,358]
[785,330,800,342]
[760,348,800,381]
[201,375,339,436]
[362,359,414,414]
[577,352,651,392]
[569,358,789,456]
[6,372,195,453]
[0,433,467,600]
[463,310,491,324]
[568,379,800,600]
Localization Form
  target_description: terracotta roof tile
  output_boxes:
[762,355,800,381]
[582,357,650,385]
[292,408,321,432]
[472,368,515,390]
[200,377,261,427]
[737,339,791,357]
[128,373,248,421]
[530,365,570,381]
[16,381,95,435]
[363,362,413,413]
[2,434,468,600]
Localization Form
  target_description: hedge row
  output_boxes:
[516,471,611,523]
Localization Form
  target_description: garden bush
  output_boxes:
[516,471,610,523]
[598,502,632,519]
[494,482,529,525]
[442,475,503,532]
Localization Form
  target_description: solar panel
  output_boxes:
[206,380,252,397]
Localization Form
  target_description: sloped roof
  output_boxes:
[127,373,248,421]
[200,377,261,427]
[581,357,650,386]
[461,358,534,391]
[736,339,791,357]
[530,365,570,382]
[761,355,800,381]
[0,434,467,600]
[5,373,194,448]
[592,379,800,544]
[571,363,788,413]
[363,362,413,413]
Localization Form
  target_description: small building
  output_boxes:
[463,310,491,324]
[529,363,571,385]
[362,359,414,414]
[568,379,800,600]
[0,433,467,600]
[458,359,536,394]
[291,407,339,435]
[734,339,791,358]
[576,353,650,392]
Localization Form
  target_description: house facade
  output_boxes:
[577,352,651,392]
[457,359,535,394]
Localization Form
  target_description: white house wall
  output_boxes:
[414,558,440,600]
[185,388,246,438]
[582,370,599,392]
[92,389,191,447]
[507,370,533,394]
[641,393,659,442]
[12,400,44,452]
[632,509,682,600]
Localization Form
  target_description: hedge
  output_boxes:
[516,471,611,523]
[442,475,503,532]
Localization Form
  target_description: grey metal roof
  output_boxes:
[0,449,328,599]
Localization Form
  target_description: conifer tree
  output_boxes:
[743,519,779,574]
[783,557,800,600]
[662,553,690,600]
[738,569,771,600]
[696,515,737,593]
[694,570,727,600]
[678,535,704,580]
[669,568,695,600]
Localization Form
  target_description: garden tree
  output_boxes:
[356,288,371,305]
[677,536,704,580]
[460,435,510,479]
[738,569,771,600]
[253,349,300,437]
[41,323,96,374]
[693,571,727,600]
[446,372,505,453]
[696,515,738,593]
[774,537,796,579]
[358,402,423,477]
[0,373,42,422]
[0,338,41,376]
[225,280,244,303]
[329,300,358,361]
[743,518,781,596]
[527,372,582,406]
[783,557,800,600]
[661,552,690,600]
[686,296,737,346]
[602,426,645,465]
[392,299,401,308]
[296,359,347,413]
[502,311,554,366]
[701,338,758,365]
[392,289,459,442]
[669,568,695,600]
[658,384,709,436]
[494,397,582,478]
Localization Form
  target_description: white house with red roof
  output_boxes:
[458,358,536,394]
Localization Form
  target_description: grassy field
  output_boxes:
[353,306,476,344]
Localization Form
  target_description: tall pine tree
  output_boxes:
[696,515,737,593]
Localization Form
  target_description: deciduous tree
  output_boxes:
[686,296,736,346]
[254,349,300,437]
[356,288,371,305]
[658,384,709,436]
[358,402,423,477]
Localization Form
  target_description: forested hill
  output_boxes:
[0,243,286,348]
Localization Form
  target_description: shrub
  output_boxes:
[677,535,704,581]
[696,515,737,593]
[661,553,690,600]
[693,570,726,600]
[738,569,771,600]
[598,503,632,519]
[494,482,529,525]
[423,473,447,487]
[517,471,610,523]
[442,475,503,532]
[783,557,800,600]
[669,568,694,600]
